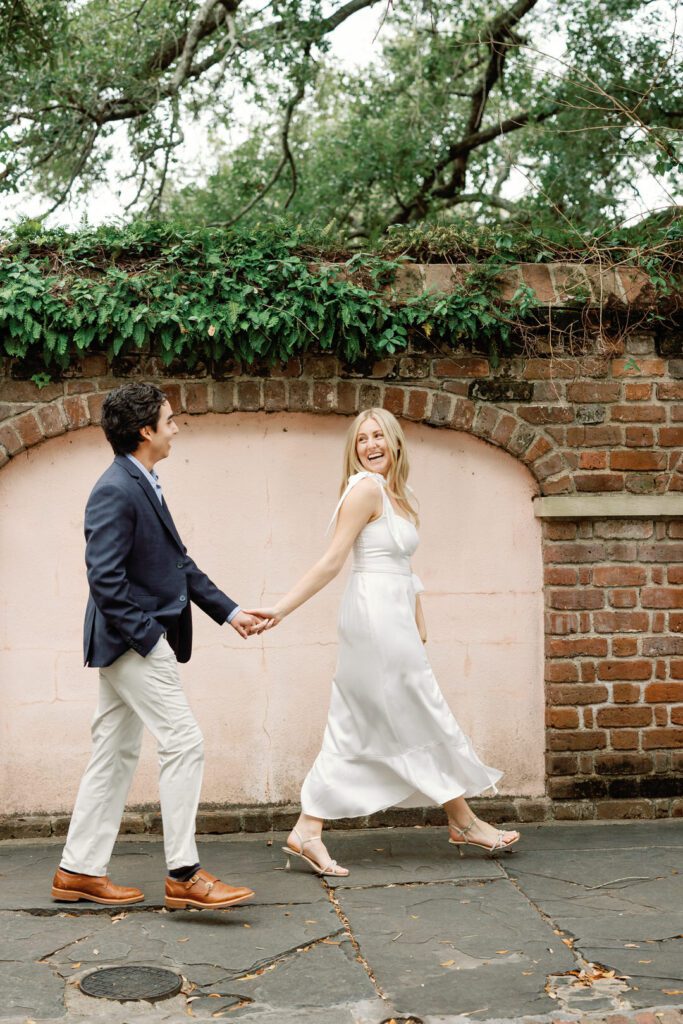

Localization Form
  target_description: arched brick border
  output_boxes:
[0,379,576,495]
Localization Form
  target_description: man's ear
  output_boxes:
[139,424,153,443]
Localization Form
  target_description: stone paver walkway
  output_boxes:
[0,820,682,1023]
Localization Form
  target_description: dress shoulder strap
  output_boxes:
[326,472,385,533]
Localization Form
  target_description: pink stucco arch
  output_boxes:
[0,409,544,816]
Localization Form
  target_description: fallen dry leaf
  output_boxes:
[178,937,190,943]
[440,960,455,967]
[495,950,509,955]
[71,963,81,969]
[243,924,251,929]
[663,990,683,996]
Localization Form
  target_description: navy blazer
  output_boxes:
[83,455,237,667]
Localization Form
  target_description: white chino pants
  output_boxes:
[60,637,203,876]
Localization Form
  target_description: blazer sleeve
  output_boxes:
[85,481,164,656]
[184,555,238,624]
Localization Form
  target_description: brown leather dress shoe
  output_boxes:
[51,868,144,905]
[164,869,254,910]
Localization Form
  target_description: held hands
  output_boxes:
[243,607,284,634]
[229,610,269,639]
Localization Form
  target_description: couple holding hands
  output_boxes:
[51,382,518,910]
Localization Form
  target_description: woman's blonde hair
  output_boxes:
[340,408,419,523]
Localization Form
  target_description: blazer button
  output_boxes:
[176,561,183,568]
[179,595,186,602]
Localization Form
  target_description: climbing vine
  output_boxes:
[0,220,680,377]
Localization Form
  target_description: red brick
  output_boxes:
[642,728,683,748]
[35,403,66,438]
[597,660,652,681]
[236,381,261,411]
[518,406,574,425]
[608,589,637,608]
[595,521,653,539]
[383,387,405,416]
[472,403,500,438]
[0,422,23,455]
[541,473,572,495]
[596,706,652,727]
[567,382,620,402]
[612,357,666,377]
[544,523,578,541]
[547,707,580,728]
[611,729,640,749]
[581,661,597,682]
[659,427,683,446]
[548,589,604,610]
[433,357,489,377]
[641,587,683,609]
[491,413,517,447]
[313,381,336,412]
[612,637,639,657]
[669,522,683,538]
[544,542,605,564]
[613,682,641,702]
[575,473,624,492]
[596,800,654,819]
[546,753,579,774]
[670,567,683,584]
[336,381,358,414]
[264,380,286,412]
[288,380,311,412]
[548,684,608,705]
[609,404,664,422]
[13,410,43,447]
[185,382,209,414]
[672,707,683,725]
[639,542,683,562]
[657,382,683,400]
[62,396,89,430]
[524,436,552,462]
[359,383,381,409]
[593,565,646,586]
[548,637,608,657]
[567,425,623,446]
[645,682,683,701]
[671,612,683,633]
[87,392,107,424]
[449,398,475,430]
[625,426,654,446]
[403,389,427,420]
[674,660,683,678]
[545,662,580,683]
[594,611,650,633]
[544,567,578,585]
[594,753,654,775]
[624,382,652,400]
[548,730,607,751]
[545,611,580,635]
[610,450,667,471]
[579,451,608,470]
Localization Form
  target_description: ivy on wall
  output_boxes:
[0,220,680,377]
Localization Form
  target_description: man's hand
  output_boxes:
[229,610,268,639]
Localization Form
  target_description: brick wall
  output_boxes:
[1,262,681,823]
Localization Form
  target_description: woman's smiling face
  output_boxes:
[356,416,390,477]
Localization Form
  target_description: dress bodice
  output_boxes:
[329,471,420,579]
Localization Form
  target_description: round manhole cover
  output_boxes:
[80,966,182,1002]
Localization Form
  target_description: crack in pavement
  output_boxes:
[324,880,388,1003]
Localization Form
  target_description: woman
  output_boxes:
[248,408,519,876]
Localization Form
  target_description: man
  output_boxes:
[51,382,264,909]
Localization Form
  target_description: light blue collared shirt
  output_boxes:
[125,453,240,624]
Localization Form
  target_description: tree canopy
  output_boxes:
[1,0,681,240]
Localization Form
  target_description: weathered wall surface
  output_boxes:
[0,413,543,817]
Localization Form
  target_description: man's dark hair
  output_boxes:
[101,382,167,455]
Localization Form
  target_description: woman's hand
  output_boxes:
[244,607,283,632]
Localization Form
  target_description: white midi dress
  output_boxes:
[300,471,503,819]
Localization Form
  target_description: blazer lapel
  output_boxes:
[116,455,185,551]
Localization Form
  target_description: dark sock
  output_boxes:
[60,867,87,876]
[168,863,200,881]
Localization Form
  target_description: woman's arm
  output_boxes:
[415,595,427,644]
[246,479,381,630]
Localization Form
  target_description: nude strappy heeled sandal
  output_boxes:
[448,817,520,857]
[282,829,349,877]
